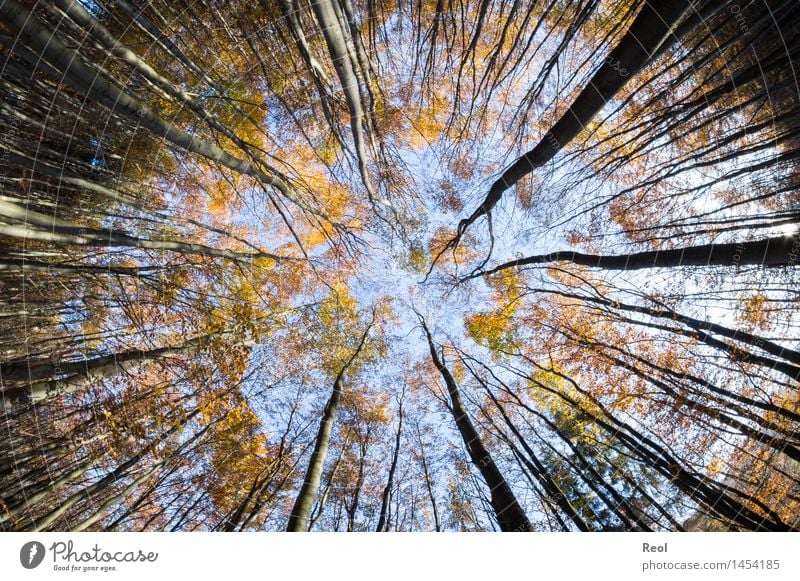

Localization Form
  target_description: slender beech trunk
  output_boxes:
[346,434,369,531]
[532,370,794,531]
[562,290,800,366]
[104,470,173,531]
[0,199,289,263]
[286,319,373,532]
[0,0,321,219]
[418,436,441,532]
[458,0,693,235]
[472,374,593,531]
[597,310,800,382]
[376,398,403,532]
[310,0,381,207]
[24,409,195,532]
[308,436,349,532]
[419,316,533,531]
[69,463,164,532]
[1,455,98,524]
[0,258,161,277]
[1,336,208,410]
[472,234,800,279]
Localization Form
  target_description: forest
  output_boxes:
[0,0,798,532]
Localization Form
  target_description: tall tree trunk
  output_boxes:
[310,0,382,208]
[286,319,373,532]
[0,0,321,219]
[308,434,349,532]
[0,199,289,264]
[420,316,533,531]
[532,370,794,531]
[346,435,368,531]
[472,234,800,279]
[1,455,98,525]
[458,0,693,235]
[24,410,195,532]
[376,397,403,532]
[413,423,442,532]
[419,438,441,532]
[69,463,164,532]
[472,374,594,531]
[1,336,210,410]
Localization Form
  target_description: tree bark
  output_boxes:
[0,0,320,219]
[310,0,381,207]
[69,463,163,532]
[420,316,533,531]
[472,234,800,278]
[0,199,290,264]
[458,0,693,234]
[376,399,403,532]
[1,336,210,410]
[286,319,373,532]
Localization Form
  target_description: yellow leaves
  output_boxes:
[102,409,117,430]
[405,242,428,273]
[121,135,178,185]
[314,284,375,375]
[451,360,466,383]
[285,287,391,384]
[487,267,524,297]
[205,400,274,514]
[594,0,638,31]
[275,140,366,249]
[466,267,524,352]
[407,90,450,150]
[465,294,517,352]
[409,111,446,150]
[372,295,397,328]
[155,269,192,306]
[207,180,234,218]
[213,341,252,384]
[342,384,391,428]
[202,398,263,446]
[528,368,568,395]
[527,369,569,414]
[318,283,358,328]
[465,310,515,352]
[198,260,287,346]
[225,402,261,434]
[301,183,354,249]
[737,293,771,330]
[199,399,216,426]
[316,133,339,166]
[207,81,268,154]
[722,440,800,525]
[311,177,353,223]
[527,369,604,445]
[375,100,405,136]
[252,255,277,270]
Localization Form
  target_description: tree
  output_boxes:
[419,314,533,532]
[2,0,798,532]
[286,306,376,531]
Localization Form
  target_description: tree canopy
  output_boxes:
[1,0,799,531]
